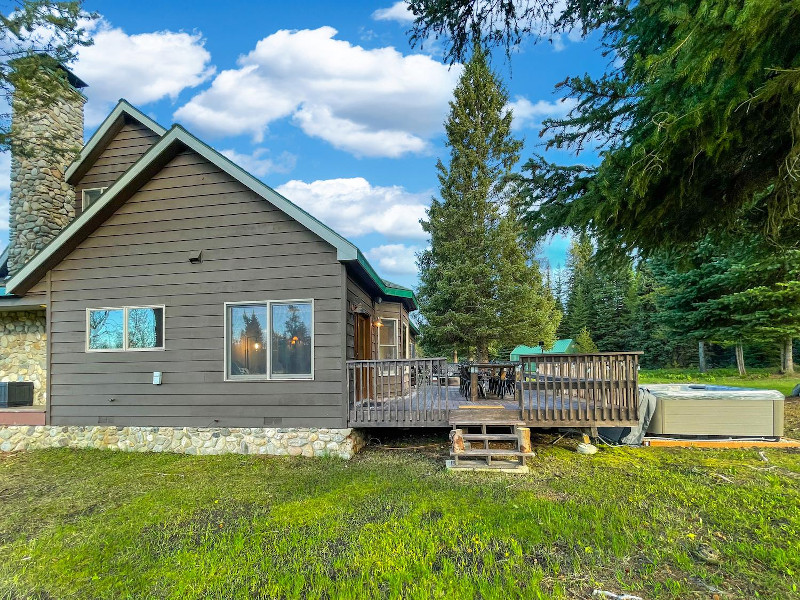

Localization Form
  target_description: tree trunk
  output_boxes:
[476,340,489,363]
[453,348,458,363]
[735,343,746,376]
[782,337,794,374]
[698,340,707,373]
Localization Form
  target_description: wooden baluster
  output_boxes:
[593,355,600,423]
[561,356,567,423]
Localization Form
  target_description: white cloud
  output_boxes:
[175,27,461,157]
[74,18,215,126]
[365,243,423,276]
[220,148,296,177]
[372,2,415,23]
[292,104,427,158]
[507,96,577,130]
[274,177,430,239]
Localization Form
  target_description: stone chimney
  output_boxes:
[7,61,86,275]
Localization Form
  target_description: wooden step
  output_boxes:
[451,449,535,458]
[461,434,519,441]
[449,408,524,426]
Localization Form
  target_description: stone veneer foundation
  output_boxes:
[0,310,47,405]
[0,426,366,458]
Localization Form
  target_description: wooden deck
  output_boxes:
[346,353,642,428]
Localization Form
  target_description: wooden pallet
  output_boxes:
[448,414,533,470]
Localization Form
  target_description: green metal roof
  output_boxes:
[510,339,576,359]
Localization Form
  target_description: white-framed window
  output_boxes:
[225,300,314,381]
[378,318,398,360]
[86,306,165,352]
[82,187,108,210]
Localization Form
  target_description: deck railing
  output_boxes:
[347,358,450,426]
[519,352,642,426]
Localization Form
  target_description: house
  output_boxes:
[509,339,577,361]
[0,64,420,457]
[0,64,642,458]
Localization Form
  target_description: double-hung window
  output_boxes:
[225,300,314,380]
[378,318,398,359]
[86,306,165,352]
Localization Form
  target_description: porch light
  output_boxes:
[374,318,383,328]
[254,342,260,350]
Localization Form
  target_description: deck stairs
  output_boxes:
[447,408,534,472]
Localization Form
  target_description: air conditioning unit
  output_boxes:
[0,382,35,408]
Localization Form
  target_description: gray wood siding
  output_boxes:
[48,148,347,428]
[74,120,160,217]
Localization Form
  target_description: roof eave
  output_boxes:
[65,99,167,184]
[8,125,364,295]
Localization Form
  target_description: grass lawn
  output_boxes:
[1,421,799,599]
[639,367,800,397]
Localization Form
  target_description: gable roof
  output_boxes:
[510,339,576,358]
[64,99,167,184]
[7,118,418,309]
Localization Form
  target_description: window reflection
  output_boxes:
[88,309,124,350]
[128,307,164,349]
[271,302,312,377]
[229,305,268,376]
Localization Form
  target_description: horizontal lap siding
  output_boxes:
[75,121,160,217]
[49,148,346,428]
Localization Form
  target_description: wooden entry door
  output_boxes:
[354,313,372,360]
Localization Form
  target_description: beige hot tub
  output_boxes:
[644,384,784,438]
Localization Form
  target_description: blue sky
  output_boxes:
[1,0,607,288]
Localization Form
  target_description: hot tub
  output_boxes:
[644,384,784,437]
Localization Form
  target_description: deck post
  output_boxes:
[470,366,478,403]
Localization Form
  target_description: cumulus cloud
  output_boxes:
[175,27,461,157]
[74,18,215,125]
[274,177,429,239]
[507,96,577,130]
[220,148,296,177]
[372,2,415,23]
[365,243,424,276]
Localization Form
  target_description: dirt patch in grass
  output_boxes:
[785,397,800,439]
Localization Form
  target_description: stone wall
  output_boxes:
[0,310,46,405]
[0,426,367,459]
[8,69,85,274]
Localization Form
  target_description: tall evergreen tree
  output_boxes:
[417,46,559,360]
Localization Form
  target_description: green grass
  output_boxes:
[1,436,799,599]
[640,367,800,397]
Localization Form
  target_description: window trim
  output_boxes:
[223,299,315,382]
[85,305,166,353]
[81,187,108,211]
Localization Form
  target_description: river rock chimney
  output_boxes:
[7,61,86,275]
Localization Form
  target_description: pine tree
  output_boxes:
[562,232,594,337]
[2,1,95,154]
[574,327,598,353]
[417,46,559,360]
